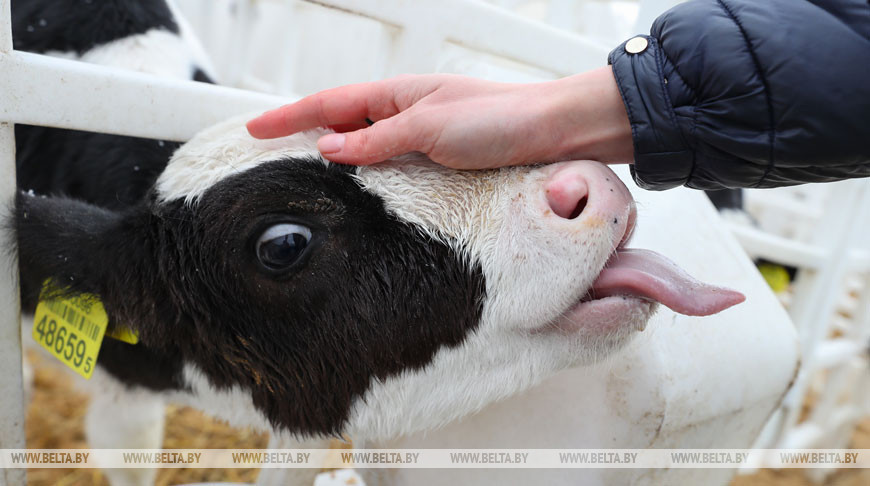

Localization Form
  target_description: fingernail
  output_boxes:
[319,134,345,154]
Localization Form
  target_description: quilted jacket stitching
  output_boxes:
[651,37,688,151]
[655,40,701,184]
[715,0,777,187]
[656,40,697,105]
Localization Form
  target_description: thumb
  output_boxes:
[317,115,423,165]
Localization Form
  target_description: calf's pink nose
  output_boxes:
[545,167,589,219]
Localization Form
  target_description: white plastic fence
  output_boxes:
[175,0,618,95]
[734,182,870,479]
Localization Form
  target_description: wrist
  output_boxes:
[545,67,634,164]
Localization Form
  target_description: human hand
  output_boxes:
[246,67,634,169]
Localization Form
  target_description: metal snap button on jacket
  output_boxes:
[625,36,649,54]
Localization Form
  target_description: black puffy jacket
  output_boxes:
[608,0,870,190]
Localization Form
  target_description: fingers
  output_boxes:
[317,114,423,166]
[247,81,403,139]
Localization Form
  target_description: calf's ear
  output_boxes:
[11,191,126,309]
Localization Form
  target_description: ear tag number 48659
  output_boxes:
[32,293,109,379]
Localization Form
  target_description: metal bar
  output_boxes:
[0,0,27,483]
[0,51,294,141]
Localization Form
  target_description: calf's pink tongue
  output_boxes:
[589,249,745,316]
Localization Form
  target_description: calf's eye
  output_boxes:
[256,223,312,270]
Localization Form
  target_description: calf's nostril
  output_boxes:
[568,196,588,220]
[545,172,589,220]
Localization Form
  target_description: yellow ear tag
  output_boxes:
[106,325,139,345]
[757,263,791,294]
[33,283,109,379]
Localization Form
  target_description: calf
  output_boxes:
[11,1,744,485]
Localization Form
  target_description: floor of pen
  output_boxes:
[25,349,267,486]
[24,350,869,486]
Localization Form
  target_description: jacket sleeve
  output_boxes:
[608,0,870,190]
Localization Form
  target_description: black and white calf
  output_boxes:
[11,1,744,485]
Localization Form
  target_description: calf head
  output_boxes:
[14,116,742,440]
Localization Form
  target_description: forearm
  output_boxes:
[543,67,634,165]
